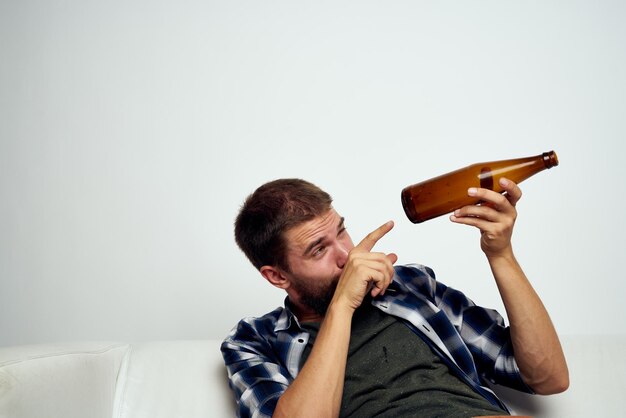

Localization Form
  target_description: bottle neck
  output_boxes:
[543,151,559,168]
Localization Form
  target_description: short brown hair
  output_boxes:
[234,178,333,270]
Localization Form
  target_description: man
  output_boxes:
[221,178,568,418]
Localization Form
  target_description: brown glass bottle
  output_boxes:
[401,151,559,223]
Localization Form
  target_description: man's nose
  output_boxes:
[336,244,350,269]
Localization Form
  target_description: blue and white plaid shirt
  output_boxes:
[221,263,533,418]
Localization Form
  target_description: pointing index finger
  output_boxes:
[355,221,395,252]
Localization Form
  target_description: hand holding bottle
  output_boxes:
[450,178,522,258]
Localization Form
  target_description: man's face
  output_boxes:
[281,209,355,317]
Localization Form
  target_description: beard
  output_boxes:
[291,275,340,317]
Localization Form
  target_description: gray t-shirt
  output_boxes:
[300,299,508,417]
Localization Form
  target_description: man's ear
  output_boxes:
[260,265,290,290]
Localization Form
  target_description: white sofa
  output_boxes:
[0,335,624,418]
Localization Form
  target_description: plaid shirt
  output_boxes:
[221,263,533,418]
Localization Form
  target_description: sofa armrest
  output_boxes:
[0,342,129,418]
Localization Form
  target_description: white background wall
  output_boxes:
[1,0,625,345]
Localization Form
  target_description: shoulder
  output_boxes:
[221,307,286,355]
[393,263,441,299]
[394,263,437,282]
[392,264,473,310]
[220,308,294,417]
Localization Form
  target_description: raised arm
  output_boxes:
[450,178,569,394]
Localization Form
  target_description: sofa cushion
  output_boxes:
[112,340,235,418]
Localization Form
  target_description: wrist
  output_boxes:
[326,298,357,319]
[485,245,515,263]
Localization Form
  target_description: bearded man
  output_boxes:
[221,178,568,418]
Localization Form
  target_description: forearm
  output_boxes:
[273,304,353,418]
[487,248,569,394]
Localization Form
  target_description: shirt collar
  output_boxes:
[274,297,301,332]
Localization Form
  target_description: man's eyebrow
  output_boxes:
[302,217,346,257]
[303,238,324,257]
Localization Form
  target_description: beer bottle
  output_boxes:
[401,151,559,223]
